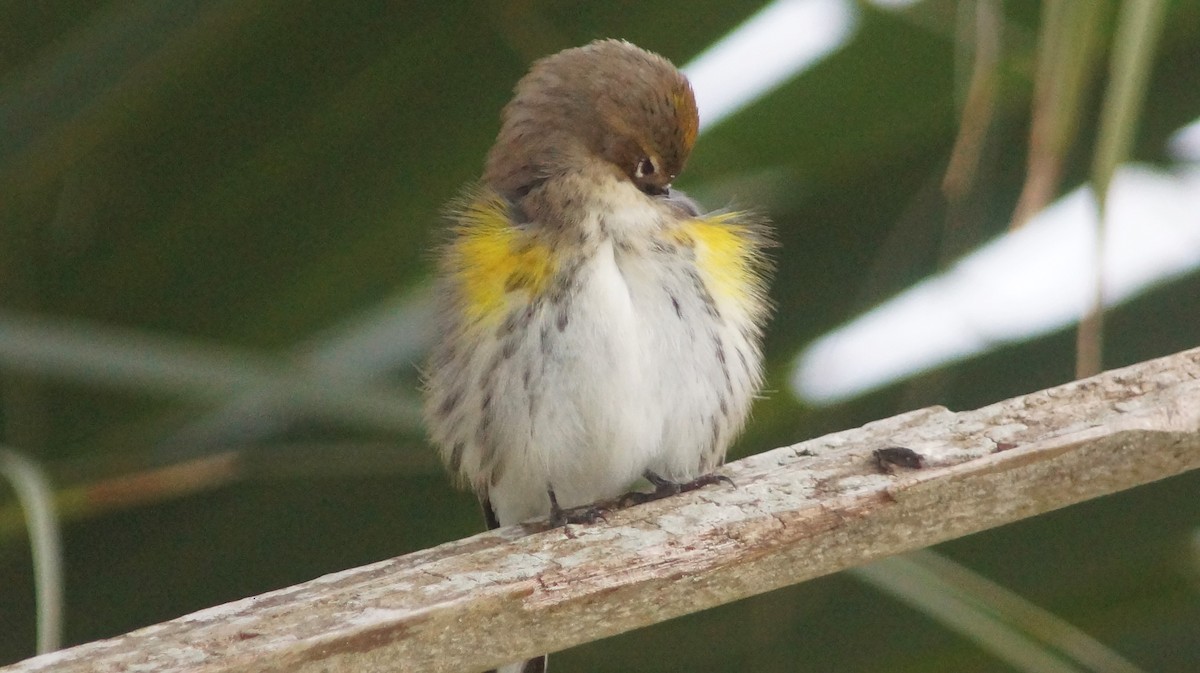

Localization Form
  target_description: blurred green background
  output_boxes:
[2,0,1199,671]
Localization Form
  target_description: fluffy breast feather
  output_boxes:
[423,185,771,525]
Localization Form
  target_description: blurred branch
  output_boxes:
[1012,0,1107,228]
[854,549,1146,673]
[942,0,1001,205]
[0,295,436,544]
[1077,0,1167,378]
[0,447,63,654]
[0,453,240,547]
[1090,0,1166,202]
[155,288,434,459]
[0,440,440,547]
[0,312,422,434]
[5,346,1198,673]
[0,179,49,452]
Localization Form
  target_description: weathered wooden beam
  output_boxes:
[6,347,1199,673]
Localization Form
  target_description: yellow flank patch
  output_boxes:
[449,192,556,324]
[674,214,758,303]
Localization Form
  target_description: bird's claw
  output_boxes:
[549,503,608,527]
[619,471,735,507]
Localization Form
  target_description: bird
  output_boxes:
[421,38,772,672]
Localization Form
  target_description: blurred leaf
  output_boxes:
[1077,0,1167,377]
[1012,0,1108,227]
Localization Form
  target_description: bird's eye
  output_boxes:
[635,157,656,178]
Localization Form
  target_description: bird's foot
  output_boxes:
[619,470,734,507]
[547,488,608,527]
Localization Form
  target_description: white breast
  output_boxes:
[486,253,755,525]
[481,185,761,525]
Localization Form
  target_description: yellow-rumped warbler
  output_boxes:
[424,37,772,528]
[422,41,771,666]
